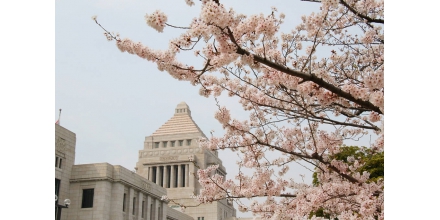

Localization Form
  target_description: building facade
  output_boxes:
[135,102,236,220]
[55,124,192,220]
[55,102,237,220]
[56,124,77,220]
[67,163,193,220]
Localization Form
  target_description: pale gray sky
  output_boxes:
[56,0,319,172]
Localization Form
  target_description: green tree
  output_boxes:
[310,146,384,219]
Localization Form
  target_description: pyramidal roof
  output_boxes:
[151,102,206,137]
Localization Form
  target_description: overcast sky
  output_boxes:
[55,1,321,167]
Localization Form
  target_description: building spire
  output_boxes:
[174,102,191,116]
[56,109,62,125]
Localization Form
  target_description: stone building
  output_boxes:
[56,124,77,220]
[135,102,236,220]
[55,124,192,220]
[67,163,193,220]
[55,102,237,220]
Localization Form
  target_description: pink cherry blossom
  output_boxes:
[145,10,168,33]
[95,0,384,219]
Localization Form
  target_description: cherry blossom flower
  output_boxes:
[145,10,168,32]
[96,0,385,218]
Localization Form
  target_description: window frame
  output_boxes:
[132,197,136,215]
[141,200,145,218]
[123,193,126,212]
[55,178,61,198]
[81,188,94,208]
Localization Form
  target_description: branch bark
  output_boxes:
[236,47,383,114]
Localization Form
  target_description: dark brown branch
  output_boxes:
[339,0,384,24]
[165,23,190,29]
[238,48,382,114]
[222,27,382,115]
[300,0,384,24]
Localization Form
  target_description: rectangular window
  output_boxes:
[55,157,58,167]
[141,201,145,218]
[123,193,126,212]
[173,165,178,187]
[181,165,186,187]
[152,167,157,183]
[198,217,205,220]
[171,141,175,147]
[163,141,167,148]
[81,189,94,208]
[167,166,171,188]
[159,166,164,185]
[186,139,191,146]
[179,140,183,146]
[55,179,61,197]
[154,142,159,148]
[132,197,136,215]
[58,158,62,169]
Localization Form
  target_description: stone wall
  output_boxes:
[55,124,76,220]
[66,163,191,220]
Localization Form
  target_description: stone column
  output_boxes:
[189,162,195,189]
[149,197,155,220]
[155,199,161,220]
[137,191,142,220]
[185,164,189,187]
[170,165,175,188]
[161,202,167,220]
[155,166,160,185]
[144,195,152,220]
[160,166,165,186]
[129,188,135,218]
[177,164,182,187]
[163,165,168,188]
[148,167,152,181]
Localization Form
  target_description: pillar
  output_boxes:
[163,165,168,188]
[185,164,189,187]
[189,162,195,188]
[137,191,142,220]
[170,165,175,188]
[177,164,182,187]
[145,195,151,220]
[129,188,135,218]
[159,166,165,186]
[150,197,155,220]
[156,166,160,185]
[161,202,167,220]
[155,199,161,220]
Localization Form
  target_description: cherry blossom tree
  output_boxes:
[94,0,384,219]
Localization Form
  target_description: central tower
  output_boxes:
[135,102,235,220]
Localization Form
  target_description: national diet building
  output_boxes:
[56,102,237,220]
[135,102,236,220]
